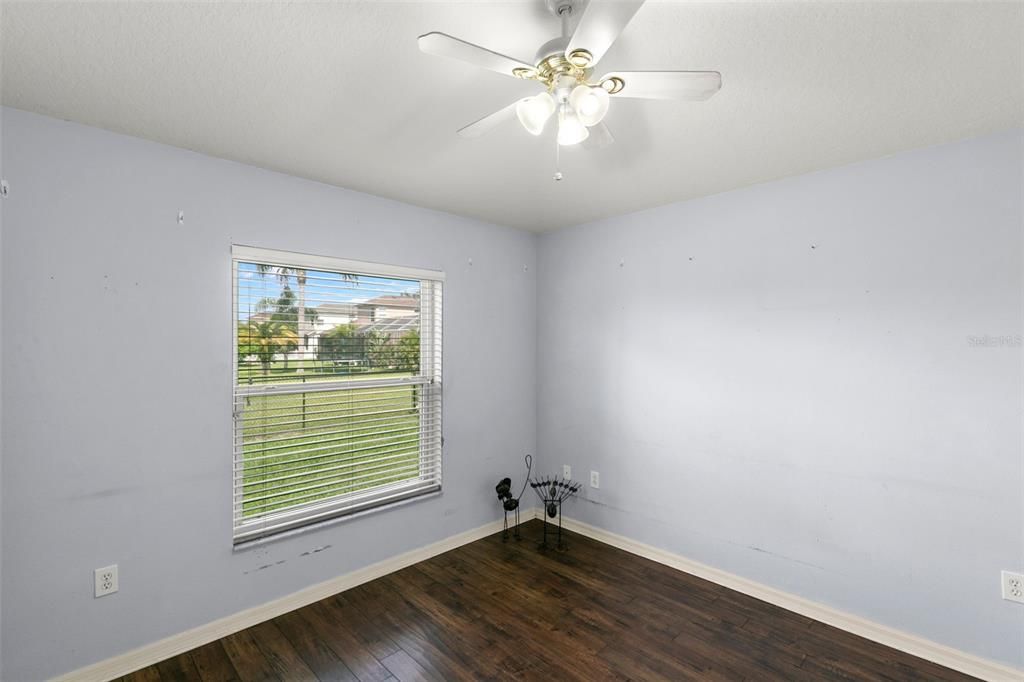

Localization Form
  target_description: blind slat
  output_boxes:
[234,425,442,470]
[236,444,441,483]
[235,414,440,450]
[237,458,442,509]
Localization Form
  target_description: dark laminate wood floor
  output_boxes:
[123,520,977,681]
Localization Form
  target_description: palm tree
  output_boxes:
[252,286,320,371]
[257,265,310,373]
[237,320,299,378]
[255,265,357,374]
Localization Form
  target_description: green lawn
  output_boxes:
[237,366,424,519]
[237,359,383,385]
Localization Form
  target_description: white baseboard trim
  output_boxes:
[53,510,1023,682]
[53,517,511,682]
[542,510,1023,682]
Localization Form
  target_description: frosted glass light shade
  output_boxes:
[516,92,556,136]
[569,85,610,127]
[557,107,589,146]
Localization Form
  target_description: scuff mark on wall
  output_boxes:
[746,545,827,572]
[242,559,287,575]
[300,544,331,557]
[242,544,333,575]
[67,486,140,501]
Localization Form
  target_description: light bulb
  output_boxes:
[516,92,555,136]
[557,106,589,146]
[569,84,610,127]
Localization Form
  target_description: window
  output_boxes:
[232,246,443,543]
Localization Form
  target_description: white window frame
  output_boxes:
[231,245,444,544]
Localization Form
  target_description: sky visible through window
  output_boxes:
[236,262,420,322]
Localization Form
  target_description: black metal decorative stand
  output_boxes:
[530,475,580,550]
[495,454,532,541]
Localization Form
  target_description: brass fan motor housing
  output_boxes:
[536,52,587,87]
[518,47,622,94]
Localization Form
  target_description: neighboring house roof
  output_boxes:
[317,302,357,316]
[316,296,417,318]
[360,294,419,309]
[245,312,273,324]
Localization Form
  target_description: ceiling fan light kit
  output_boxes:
[557,105,589,146]
[417,0,722,179]
[569,84,610,126]
[516,92,556,135]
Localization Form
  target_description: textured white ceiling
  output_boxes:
[2,1,1022,232]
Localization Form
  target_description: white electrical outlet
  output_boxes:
[1002,570,1024,603]
[590,470,600,489]
[95,565,118,598]
[563,464,571,479]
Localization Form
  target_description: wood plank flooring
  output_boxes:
[122,520,977,681]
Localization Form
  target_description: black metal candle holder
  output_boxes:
[530,474,581,550]
[494,454,532,541]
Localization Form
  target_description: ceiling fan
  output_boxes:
[417,0,722,176]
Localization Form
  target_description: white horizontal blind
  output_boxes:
[232,246,443,543]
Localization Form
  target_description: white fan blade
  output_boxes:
[566,0,645,67]
[582,121,614,150]
[600,70,722,100]
[457,100,522,138]
[418,32,535,79]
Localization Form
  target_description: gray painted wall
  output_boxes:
[0,107,537,680]
[2,106,1022,677]
[537,129,1024,668]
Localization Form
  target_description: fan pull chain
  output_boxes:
[553,131,563,181]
